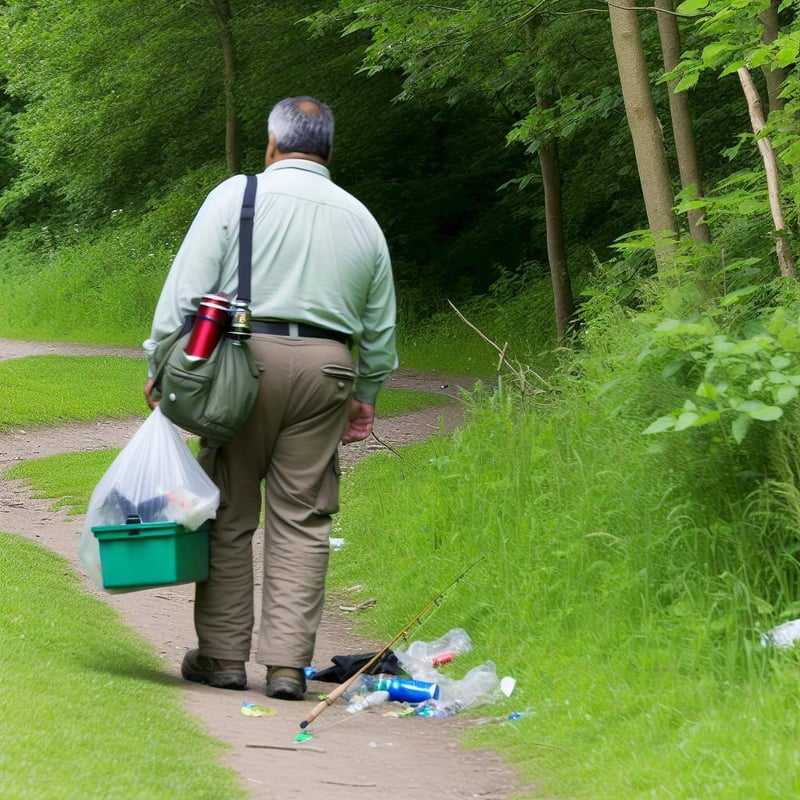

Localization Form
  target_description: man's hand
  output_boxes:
[143,378,159,410]
[342,398,374,444]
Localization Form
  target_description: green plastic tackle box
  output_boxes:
[92,520,209,590]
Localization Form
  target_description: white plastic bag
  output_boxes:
[77,407,220,591]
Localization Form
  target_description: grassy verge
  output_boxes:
[0,355,449,433]
[329,392,800,799]
[0,533,245,800]
[0,356,146,432]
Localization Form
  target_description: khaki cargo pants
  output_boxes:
[195,333,354,669]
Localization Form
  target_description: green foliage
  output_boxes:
[0,533,245,799]
[2,0,224,216]
[0,0,532,301]
[641,303,800,442]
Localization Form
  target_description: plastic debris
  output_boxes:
[760,618,800,648]
[500,676,516,697]
[346,690,390,714]
[295,732,313,743]
[303,666,317,679]
[395,628,473,681]
[241,703,275,717]
[508,712,524,721]
[329,537,345,552]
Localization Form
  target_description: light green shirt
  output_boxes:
[143,159,397,404]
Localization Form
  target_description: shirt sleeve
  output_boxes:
[142,178,241,376]
[354,235,398,405]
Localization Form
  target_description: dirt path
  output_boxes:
[0,339,521,800]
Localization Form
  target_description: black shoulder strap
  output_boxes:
[237,174,257,304]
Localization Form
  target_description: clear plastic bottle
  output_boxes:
[346,690,390,714]
[435,660,500,709]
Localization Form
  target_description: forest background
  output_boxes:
[2,1,800,798]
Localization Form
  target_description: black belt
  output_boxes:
[250,320,351,346]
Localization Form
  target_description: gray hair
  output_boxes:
[267,96,334,160]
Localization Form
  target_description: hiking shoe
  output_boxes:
[181,649,247,690]
[266,666,306,700]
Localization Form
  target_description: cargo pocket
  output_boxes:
[313,451,342,517]
[321,363,356,385]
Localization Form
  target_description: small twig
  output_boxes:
[338,598,377,612]
[321,780,378,787]
[246,743,326,753]
[369,431,419,468]
[447,300,550,393]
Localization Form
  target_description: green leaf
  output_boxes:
[719,285,758,306]
[770,355,792,369]
[674,71,700,93]
[701,42,732,63]
[696,381,721,401]
[675,411,701,431]
[777,326,800,352]
[643,416,676,435]
[662,358,687,378]
[776,385,798,405]
[731,413,751,444]
[748,405,783,421]
[676,0,710,15]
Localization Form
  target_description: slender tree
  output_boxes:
[655,0,711,243]
[209,0,241,175]
[758,0,785,114]
[738,66,796,277]
[607,0,679,266]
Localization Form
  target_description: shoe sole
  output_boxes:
[181,658,247,690]
[265,677,305,700]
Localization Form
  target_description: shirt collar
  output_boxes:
[265,159,330,180]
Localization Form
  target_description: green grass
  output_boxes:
[0,356,146,432]
[328,384,800,799]
[6,450,119,515]
[0,533,245,800]
[0,355,449,434]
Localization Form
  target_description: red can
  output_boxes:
[184,294,230,359]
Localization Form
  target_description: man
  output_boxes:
[143,96,397,700]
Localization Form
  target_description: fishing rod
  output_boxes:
[299,556,483,730]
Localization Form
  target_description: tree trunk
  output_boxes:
[607,0,678,267]
[655,0,711,244]
[539,137,574,346]
[737,67,796,278]
[759,0,785,114]
[210,0,241,175]
[524,22,575,345]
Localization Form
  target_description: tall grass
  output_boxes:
[329,301,800,798]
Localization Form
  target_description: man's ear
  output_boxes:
[265,133,278,165]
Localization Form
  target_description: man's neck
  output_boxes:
[270,151,328,167]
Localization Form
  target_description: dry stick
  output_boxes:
[737,66,797,278]
[369,430,418,467]
[446,300,550,394]
[298,558,483,730]
[246,743,326,754]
